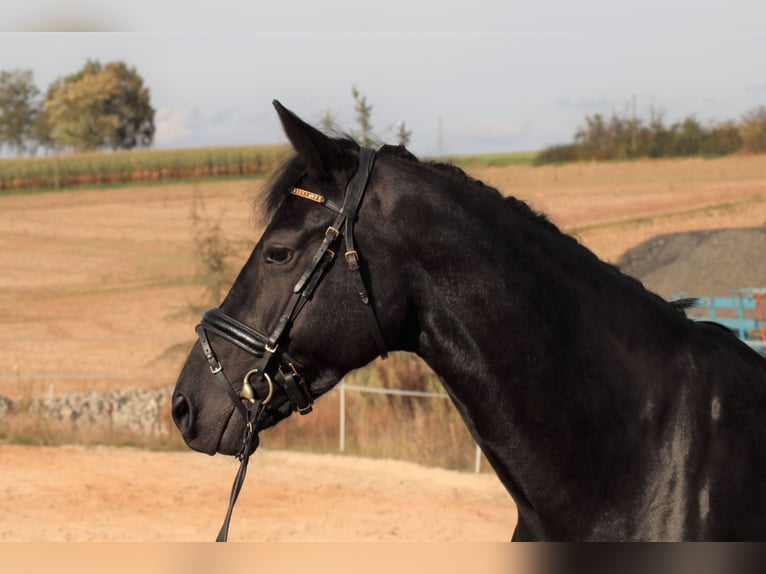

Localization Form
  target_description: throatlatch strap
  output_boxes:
[341,149,389,359]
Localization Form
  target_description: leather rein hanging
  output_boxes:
[194,147,388,541]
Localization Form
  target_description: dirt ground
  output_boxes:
[0,444,516,541]
[1,154,766,541]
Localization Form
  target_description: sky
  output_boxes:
[2,1,766,156]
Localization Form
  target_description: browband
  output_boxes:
[290,187,344,214]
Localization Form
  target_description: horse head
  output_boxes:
[172,101,412,456]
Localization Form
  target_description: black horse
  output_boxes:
[172,101,766,541]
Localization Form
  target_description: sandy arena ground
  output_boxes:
[0,444,516,541]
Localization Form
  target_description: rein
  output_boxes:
[195,147,387,541]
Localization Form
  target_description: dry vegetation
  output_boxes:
[1,154,765,469]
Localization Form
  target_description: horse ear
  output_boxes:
[273,100,343,178]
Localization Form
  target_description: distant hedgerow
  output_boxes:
[537,104,766,164]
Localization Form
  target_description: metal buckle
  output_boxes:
[327,248,336,261]
[279,362,299,378]
[297,404,313,415]
[265,342,278,354]
[210,361,223,375]
[278,363,312,415]
[325,226,340,239]
[345,250,359,269]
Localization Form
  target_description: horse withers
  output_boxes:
[172,101,766,541]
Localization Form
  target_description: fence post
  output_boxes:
[339,378,346,452]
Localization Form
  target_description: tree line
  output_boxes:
[537,103,766,164]
[0,60,154,156]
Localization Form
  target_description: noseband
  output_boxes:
[193,147,388,540]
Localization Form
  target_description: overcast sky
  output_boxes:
[2,1,766,155]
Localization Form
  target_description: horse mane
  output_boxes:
[670,297,698,315]
[378,145,678,309]
[379,144,567,239]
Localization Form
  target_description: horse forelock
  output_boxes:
[257,136,359,224]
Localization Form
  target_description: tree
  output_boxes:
[44,60,155,152]
[702,122,742,156]
[0,69,40,155]
[46,68,121,151]
[575,113,610,157]
[339,87,413,147]
[351,86,374,146]
[396,121,412,147]
[740,106,766,153]
[102,61,155,149]
[319,108,337,133]
[671,116,704,156]
[30,106,55,154]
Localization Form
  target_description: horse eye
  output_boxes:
[265,246,293,265]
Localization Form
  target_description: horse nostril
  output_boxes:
[171,393,193,434]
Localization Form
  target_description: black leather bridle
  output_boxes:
[194,147,388,541]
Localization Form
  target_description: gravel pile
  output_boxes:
[617,226,766,298]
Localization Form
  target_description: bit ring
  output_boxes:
[241,369,274,406]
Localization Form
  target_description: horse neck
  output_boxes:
[403,177,665,370]
[396,174,690,527]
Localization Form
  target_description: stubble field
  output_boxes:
[1,153,765,540]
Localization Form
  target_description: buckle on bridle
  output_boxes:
[264,342,278,354]
[278,362,313,415]
[325,226,340,239]
[345,250,359,270]
[279,362,299,378]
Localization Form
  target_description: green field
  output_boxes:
[0,144,289,192]
[436,150,538,168]
[0,146,539,193]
